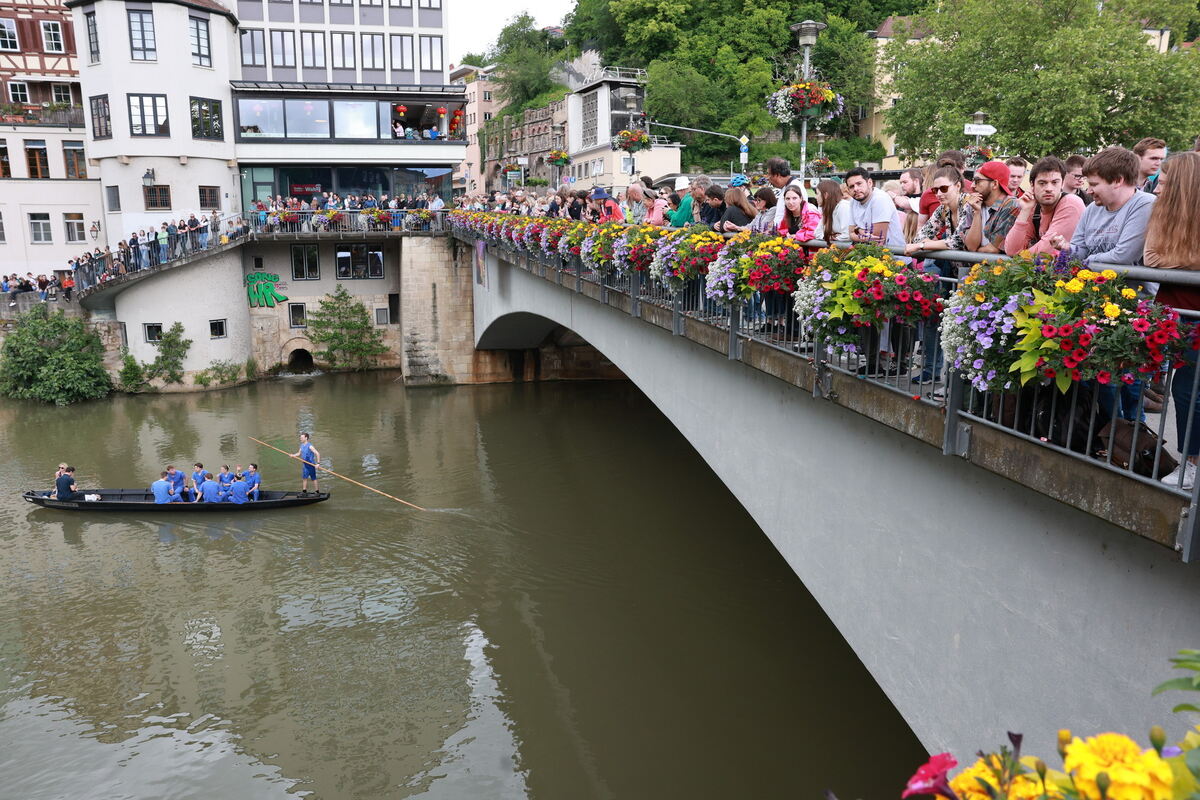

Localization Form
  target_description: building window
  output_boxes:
[329,0,350,5]
[417,0,441,7]
[52,84,72,105]
[361,33,383,69]
[418,35,442,71]
[90,95,111,139]
[29,213,51,243]
[190,17,211,67]
[483,90,492,101]
[0,19,17,51]
[105,185,120,212]
[361,0,381,6]
[291,244,319,280]
[143,185,171,210]
[64,213,85,243]
[209,319,227,338]
[190,97,223,140]
[288,303,306,328]
[0,213,5,243]
[128,10,156,61]
[389,0,413,6]
[237,98,285,137]
[300,31,325,68]
[0,142,8,178]
[483,111,492,121]
[270,30,295,67]
[374,307,389,325]
[128,94,169,136]
[199,185,220,210]
[240,29,265,67]
[390,34,412,70]
[25,140,48,178]
[330,33,354,68]
[582,90,598,147]
[335,245,383,279]
[8,82,28,104]
[143,323,163,342]
[63,141,86,179]
[41,21,64,53]
[85,12,99,63]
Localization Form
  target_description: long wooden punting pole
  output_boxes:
[249,436,426,511]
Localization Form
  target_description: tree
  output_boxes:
[883,0,1200,160]
[307,284,388,371]
[144,322,192,385]
[0,306,111,405]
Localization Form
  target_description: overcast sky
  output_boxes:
[447,0,570,66]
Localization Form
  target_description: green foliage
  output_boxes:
[0,306,112,405]
[307,284,389,371]
[193,359,242,388]
[244,355,258,380]
[118,351,148,393]
[822,136,887,170]
[1153,649,1200,714]
[143,322,192,385]
[884,0,1200,160]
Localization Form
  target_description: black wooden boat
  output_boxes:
[22,489,330,512]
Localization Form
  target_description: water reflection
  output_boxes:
[0,377,924,798]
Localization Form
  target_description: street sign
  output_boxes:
[739,151,748,165]
[738,135,750,146]
[739,144,749,153]
[963,123,997,136]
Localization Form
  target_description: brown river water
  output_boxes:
[0,374,924,798]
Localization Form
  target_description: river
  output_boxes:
[0,374,925,798]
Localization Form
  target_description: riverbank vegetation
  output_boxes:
[307,284,388,371]
[0,306,111,405]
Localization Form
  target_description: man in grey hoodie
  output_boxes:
[1051,146,1155,265]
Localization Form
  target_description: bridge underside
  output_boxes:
[473,247,1200,760]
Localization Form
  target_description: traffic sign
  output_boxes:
[963,123,997,136]
[738,135,750,146]
[739,151,748,165]
[739,144,749,153]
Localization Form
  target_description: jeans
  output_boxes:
[919,259,956,379]
[159,243,168,262]
[1097,380,1145,422]
[200,231,209,250]
[1174,347,1200,458]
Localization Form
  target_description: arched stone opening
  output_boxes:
[288,348,314,372]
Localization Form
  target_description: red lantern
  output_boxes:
[453,108,463,116]
[437,106,447,118]
[395,104,407,113]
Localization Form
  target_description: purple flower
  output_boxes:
[986,369,996,381]
[1163,746,1183,758]
[972,358,985,369]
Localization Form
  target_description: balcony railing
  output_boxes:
[0,106,85,128]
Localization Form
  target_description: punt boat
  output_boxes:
[22,489,330,512]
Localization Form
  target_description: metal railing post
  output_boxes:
[1177,479,1200,562]
[942,370,971,457]
[727,303,741,361]
[574,256,582,292]
[672,291,683,335]
[630,270,641,318]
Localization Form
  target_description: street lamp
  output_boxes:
[88,220,100,240]
[623,92,641,178]
[817,131,826,158]
[970,110,988,147]
[789,19,827,180]
[141,168,155,187]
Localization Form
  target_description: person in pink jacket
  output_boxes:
[777,185,822,241]
[1003,156,1084,256]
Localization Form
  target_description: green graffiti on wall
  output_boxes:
[245,272,289,308]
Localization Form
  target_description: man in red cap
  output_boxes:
[962,160,1020,253]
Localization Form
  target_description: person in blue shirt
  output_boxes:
[151,471,180,503]
[244,463,262,501]
[217,465,234,493]
[227,473,250,504]
[165,465,187,501]
[190,463,206,500]
[291,432,321,495]
[198,472,224,503]
[55,466,79,501]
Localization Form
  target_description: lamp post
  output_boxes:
[789,19,826,180]
[552,122,565,187]
[623,93,640,178]
[88,220,100,241]
[971,110,987,147]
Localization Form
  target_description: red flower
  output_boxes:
[1131,318,1151,333]
[895,273,908,285]
[1121,373,1135,384]
[897,291,911,302]
[1071,349,1087,361]
[1044,368,1057,378]
[1040,325,1057,338]
[902,753,958,799]
[1064,357,1078,368]
[1097,370,1111,384]
[1071,369,1082,380]
[1077,333,1093,347]
[1059,339,1074,350]
[1058,325,1075,337]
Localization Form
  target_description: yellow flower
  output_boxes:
[992,266,1005,276]
[1121,288,1137,299]
[1077,269,1097,281]
[1055,280,1066,288]
[1063,733,1172,800]
[975,293,986,302]
[1103,303,1121,318]
[1102,269,1118,280]
[947,756,1062,800]
[1064,278,1084,293]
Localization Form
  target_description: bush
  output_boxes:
[0,306,112,405]
[143,322,192,384]
[244,356,258,380]
[118,351,148,393]
[307,284,388,370]
[193,359,241,389]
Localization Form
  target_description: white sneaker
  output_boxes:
[1162,461,1197,490]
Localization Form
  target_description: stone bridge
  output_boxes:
[462,232,1200,760]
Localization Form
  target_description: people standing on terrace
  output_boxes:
[1133,137,1167,193]
[700,185,726,226]
[1003,156,1084,256]
[589,187,624,223]
[1050,147,1155,266]
[961,160,1020,253]
[667,177,693,226]
[918,150,974,227]
[1142,151,1200,489]
[845,167,909,262]
[1005,157,1027,198]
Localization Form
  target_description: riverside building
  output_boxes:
[64,0,466,236]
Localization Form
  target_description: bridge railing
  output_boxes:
[465,229,1200,561]
[245,208,449,238]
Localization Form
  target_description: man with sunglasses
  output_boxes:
[961,160,1020,253]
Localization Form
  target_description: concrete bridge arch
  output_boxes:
[472,247,1200,760]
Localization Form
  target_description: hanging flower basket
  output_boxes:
[611,129,651,153]
[963,144,994,168]
[810,155,836,173]
[548,148,570,166]
[766,81,844,125]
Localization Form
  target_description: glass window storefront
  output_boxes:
[233,95,465,142]
[240,165,454,209]
[333,100,378,138]
[238,99,285,137]
[284,100,330,138]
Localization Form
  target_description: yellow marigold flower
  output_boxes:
[975,293,986,302]
[1102,269,1118,280]
[1077,269,1097,280]
[1121,288,1137,299]
[1055,280,1066,288]
[1063,733,1172,800]
[1064,278,1084,293]
[947,756,1062,800]
[1103,303,1121,318]
[992,265,1005,276]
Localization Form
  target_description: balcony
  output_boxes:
[0,105,85,128]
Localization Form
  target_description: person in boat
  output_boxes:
[190,463,206,500]
[292,433,321,495]
[166,465,187,501]
[45,462,68,497]
[197,472,225,503]
[55,466,79,501]
[217,465,234,494]
[245,463,261,501]
[151,471,181,503]
[227,472,250,504]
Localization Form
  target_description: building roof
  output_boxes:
[64,0,238,25]
[873,15,931,39]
